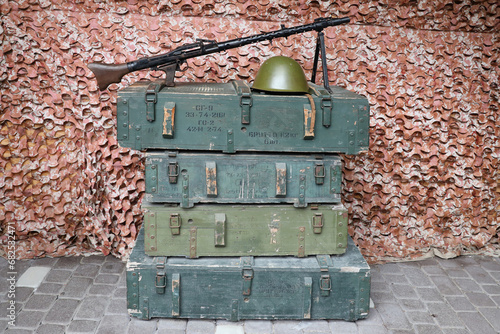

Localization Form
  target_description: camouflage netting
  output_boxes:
[1,0,499,263]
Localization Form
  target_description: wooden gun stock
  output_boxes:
[88,63,131,91]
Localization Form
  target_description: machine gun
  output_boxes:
[88,17,350,91]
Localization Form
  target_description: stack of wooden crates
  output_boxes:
[121,78,371,321]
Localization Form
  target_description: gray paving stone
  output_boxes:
[464,265,497,284]
[96,315,130,334]
[329,320,358,333]
[273,320,303,334]
[44,298,80,324]
[215,323,245,334]
[390,283,418,299]
[479,307,500,332]
[398,299,426,311]
[13,310,44,328]
[75,296,110,319]
[0,320,7,332]
[416,287,445,302]
[441,328,470,334]
[406,310,436,324]
[414,324,443,334]
[452,278,482,292]
[444,269,469,278]
[437,259,463,269]
[294,320,330,332]
[358,324,389,334]
[477,257,500,271]
[419,258,440,266]
[23,294,57,311]
[5,329,34,334]
[372,291,397,304]
[88,284,116,296]
[426,302,462,327]
[383,273,409,284]
[243,320,272,334]
[430,276,462,296]
[402,267,433,287]
[375,303,412,330]
[185,319,216,334]
[458,311,497,334]
[100,261,126,274]
[61,277,92,298]
[481,284,500,295]
[157,329,185,334]
[454,256,478,267]
[31,257,58,266]
[67,320,99,333]
[36,324,66,334]
[379,263,403,274]
[491,295,500,306]
[113,287,127,298]
[73,264,100,278]
[445,296,476,311]
[36,282,63,294]
[5,329,33,334]
[106,298,128,314]
[465,292,496,307]
[44,269,72,283]
[127,317,158,334]
[95,274,120,284]
[422,265,446,276]
[54,256,81,269]
[157,318,187,330]
[14,287,34,303]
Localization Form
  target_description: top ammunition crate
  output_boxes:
[117,80,369,154]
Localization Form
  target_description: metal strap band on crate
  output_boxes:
[206,161,218,197]
[275,162,287,197]
[163,102,175,138]
[303,94,316,139]
[234,81,252,124]
[214,213,226,247]
[303,277,313,319]
[172,273,180,316]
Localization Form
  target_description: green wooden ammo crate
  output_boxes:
[143,203,348,257]
[116,80,369,154]
[145,151,342,207]
[127,226,371,321]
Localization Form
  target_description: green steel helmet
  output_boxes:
[252,56,309,93]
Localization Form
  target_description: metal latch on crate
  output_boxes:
[316,255,331,297]
[155,257,167,294]
[241,256,254,296]
[169,213,181,235]
[168,162,179,184]
[312,213,324,234]
[145,82,163,122]
[314,162,325,185]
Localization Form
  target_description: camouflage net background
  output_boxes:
[1,0,499,263]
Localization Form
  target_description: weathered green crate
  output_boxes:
[117,80,369,154]
[143,203,348,257]
[145,151,342,207]
[127,226,371,321]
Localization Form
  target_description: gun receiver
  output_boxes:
[88,17,350,91]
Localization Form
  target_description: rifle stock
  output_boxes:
[88,63,131,91]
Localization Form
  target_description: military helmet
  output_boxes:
[252,56,309,93]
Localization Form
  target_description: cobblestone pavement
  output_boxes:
[1,253,500,333]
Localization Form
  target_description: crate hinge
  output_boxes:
[241,256,254,296]
[214,213,226,247]
[312,212,324,234]
[314,162,325,185]
[226,129,235,153]
[145,82,163,122]
[298,226,306,257]
[169,213,181,235]
[316,255,331,297]
[168,161,179,184]
[206,161,218,197]
[155,257,167,295]
[298,173,306,207]
[330,163,341,194]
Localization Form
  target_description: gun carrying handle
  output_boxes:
[88,62,131,91]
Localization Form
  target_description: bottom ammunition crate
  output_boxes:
[127,226,371,321]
